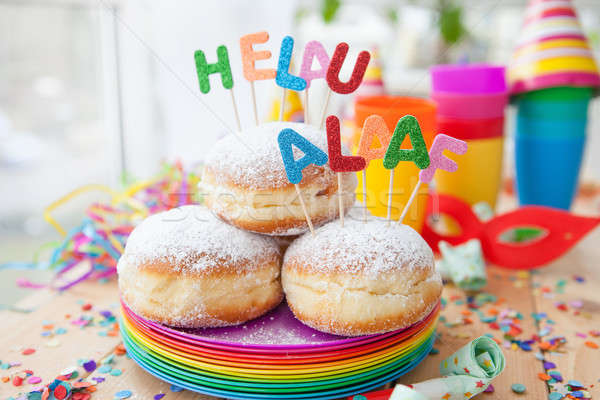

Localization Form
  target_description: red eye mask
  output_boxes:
[421,194,600,270]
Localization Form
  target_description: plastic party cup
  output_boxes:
[431,64,506,94]
[514,87,591,209]
[430,64,508,210]
[354,96,436,232]
[431,92,508,120]
[434,117,505,210]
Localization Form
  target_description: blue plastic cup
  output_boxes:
[514,87,591,210]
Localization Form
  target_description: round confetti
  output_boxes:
[170,384,183,392]
[549,393,563,400]
[511,383,526,394]
[115,390,132,399]
[54,384,68,399]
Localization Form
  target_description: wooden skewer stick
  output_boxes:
[229,88,242,131]
[362,169,368,223]
[304,89,309,125]
[398,180,422,225]
[279,88,287,121]
[319,88,332,129]
[250,81,259,126]
[337,172,344,227]
[386,169,395,225]
[294,183,315,236]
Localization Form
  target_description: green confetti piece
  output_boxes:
[194,45,233,94]
[383,115,430,170]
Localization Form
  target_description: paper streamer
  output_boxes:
[3,162,200,291]
[326,42,371,94]
[437,239,487,291]
[353,336,505,400]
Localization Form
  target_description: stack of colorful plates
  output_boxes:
[120,301,439,400]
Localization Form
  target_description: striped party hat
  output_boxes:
[508,0,600,95]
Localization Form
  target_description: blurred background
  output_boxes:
[1,0,600,301]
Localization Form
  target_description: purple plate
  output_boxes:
[123,301,430,353]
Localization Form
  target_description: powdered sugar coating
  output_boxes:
[284,217,434,276]
[202,121,339,190]
[118,205,280,274]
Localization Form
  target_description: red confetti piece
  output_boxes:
[54,384,68,399]
[22,348,35,355]
[82,303,92,311]
[12,376,23,386]
[326,116,365,172]
[326,42,370,94]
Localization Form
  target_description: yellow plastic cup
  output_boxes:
[354,96,436,233]
[435,136,504,209]
[434,116,505,209]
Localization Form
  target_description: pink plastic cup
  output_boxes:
[431,92,508,119]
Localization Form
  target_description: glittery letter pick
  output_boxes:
[326,116,366,172]
[239,31,276,81]
[299,40,330,89]
[326,43,370,94]
[278,128,328,184]
[383,115,430,170]
[419,134,467,183]
[193,45,233,94]
[358,114,393,166]
[276,36,307,91]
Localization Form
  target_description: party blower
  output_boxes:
[508,0,600,210]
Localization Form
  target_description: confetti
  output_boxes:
[154,395,166,400]
[511,383,526,393]
[170,384,184,392]
[584,341,598,349]
[114,390,132,399]
[21,348,35,355]
[83,360,96,373]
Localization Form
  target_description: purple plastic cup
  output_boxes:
[431,64,507,94]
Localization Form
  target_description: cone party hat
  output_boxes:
[508,0,600,95]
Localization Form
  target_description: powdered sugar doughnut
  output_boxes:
[200,122,357,236]
[282,217,442,336]
[118,205,283,328]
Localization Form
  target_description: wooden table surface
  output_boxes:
[1,203,599,399]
